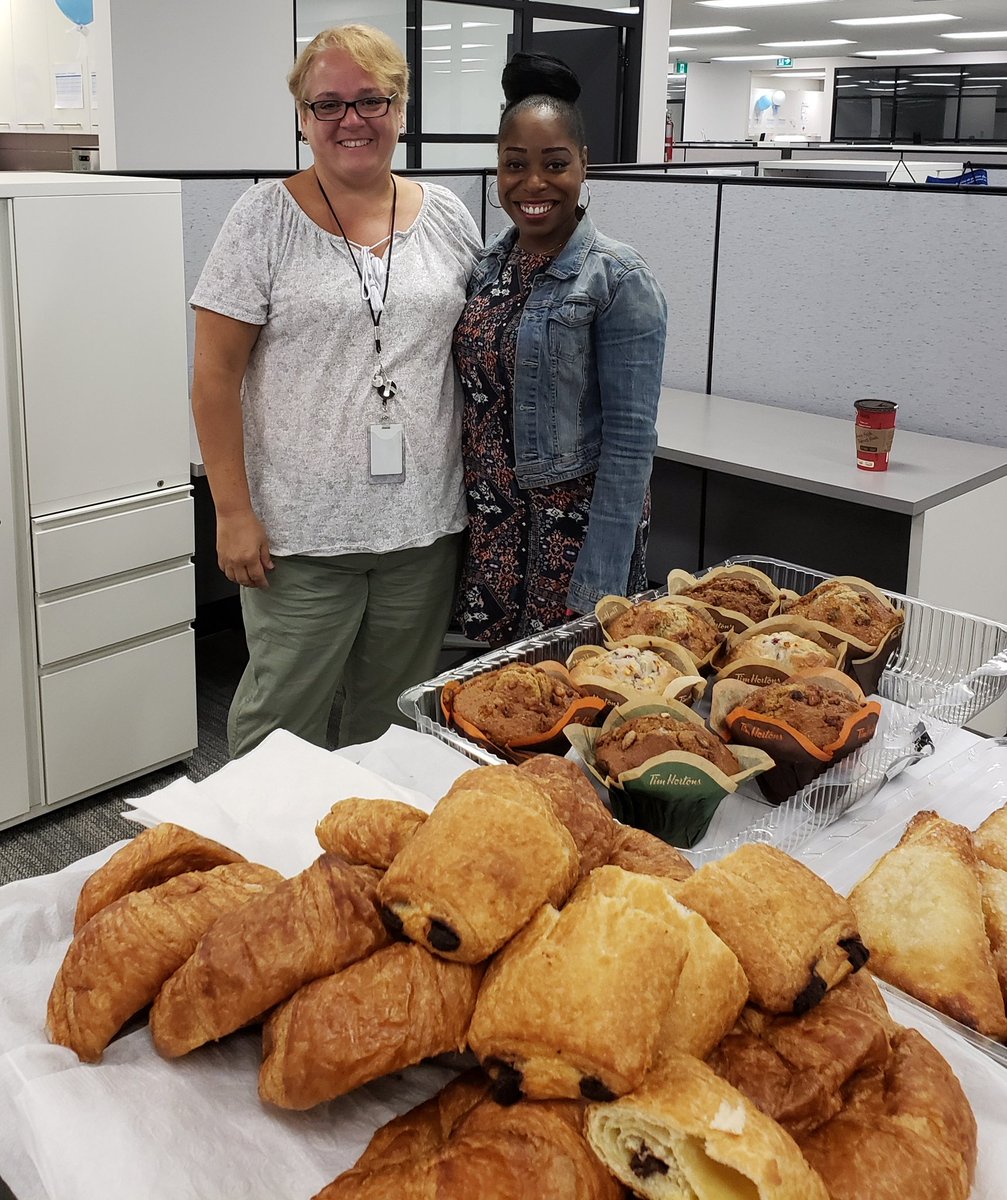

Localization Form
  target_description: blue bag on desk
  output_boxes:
[925,166,989,187]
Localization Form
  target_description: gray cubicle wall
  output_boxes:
[710,184,1007,446]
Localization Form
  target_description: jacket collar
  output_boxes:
[483,211,597,280]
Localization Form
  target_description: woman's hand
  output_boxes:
[217,510,274,589]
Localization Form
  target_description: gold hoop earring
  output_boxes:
[578,180,592,212]
[486,179,503,210]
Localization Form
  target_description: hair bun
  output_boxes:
[502,52,581,107]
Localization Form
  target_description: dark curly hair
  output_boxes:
[498,52,587,148]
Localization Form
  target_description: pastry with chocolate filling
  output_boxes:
[518,756,615,879]
[675,843,866,1015]
[682,575,774,623]
[787,580,900,649]
[741,679,861,749]
[585,1049,830,1200]
[604,599,722,661]
[594,715,740,781]
[848,809,1007,1038]
[606,823,695,883]
[449,663,582,746]
[724,630,837,674]
[315,797,427,869]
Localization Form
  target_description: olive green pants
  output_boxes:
[228,532,463,757]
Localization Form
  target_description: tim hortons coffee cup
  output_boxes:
[854,399,898,472]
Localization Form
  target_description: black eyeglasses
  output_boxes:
[304,94,398,121]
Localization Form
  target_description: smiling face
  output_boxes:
[497,105,587,252]
[300,48,402,186]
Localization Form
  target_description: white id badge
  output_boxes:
[369,422,405,480]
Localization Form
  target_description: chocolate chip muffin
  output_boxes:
[451,663,582,746]
[604,600,722,660]
[742,681,861,749]
[569,645,685,695]
[682,576,773,623]
[725,631,837,673]
[594,715,741,780]
[787,581,900,649]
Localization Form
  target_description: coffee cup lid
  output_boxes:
[854,399,898,414]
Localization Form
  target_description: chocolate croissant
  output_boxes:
[675,843,866,1014]
[259,942,484,1109]
[73,822,246,932]
[378,765,579,963]
[315,796,428,868]
[518,756,615,878]
[605,822,695,883]
[149,853,387,1058]
[48,861,281,1062]
[469,866,746,1103]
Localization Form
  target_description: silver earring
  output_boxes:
[299,132,308,144]
[486,179,503,209]
[578,180,592,212]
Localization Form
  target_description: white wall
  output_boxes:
[682,63,752,142]
[638,0,670,162]
[94,0,295,171]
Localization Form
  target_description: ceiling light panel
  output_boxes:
[832,14,961,25]
[852,48,944,56]
[941,31,1007,40]
[699,0,838,8]
[669,26,750,35]
[759,39,856,47]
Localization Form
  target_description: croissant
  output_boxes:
[315,1072,624,1200]
[378,765,579,963]
[149,853,387,1058]
[47,862,281,1062]
[469,866,744,1103]
[72,822,246,932]
[675,843,866,1014]
[315,797,428,868]
[585,1049,830,1199]
[259,942,484,1109]
[517,756,615,878]
[606,822,695,882]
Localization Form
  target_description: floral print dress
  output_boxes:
[453,245,649,644]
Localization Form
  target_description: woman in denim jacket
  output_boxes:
[453,52,668,643]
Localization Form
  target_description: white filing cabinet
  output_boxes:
[0,172,197,827]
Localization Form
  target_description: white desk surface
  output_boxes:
[0,172,180,198]
[656,388,1007,516]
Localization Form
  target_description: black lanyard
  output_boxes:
[316,170,398,402]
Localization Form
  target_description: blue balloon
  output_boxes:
[754,94,772,112]
[54,0,93,26]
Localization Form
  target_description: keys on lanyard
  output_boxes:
[372,364,398,403]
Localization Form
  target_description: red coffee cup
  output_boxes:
[854,399,898,472]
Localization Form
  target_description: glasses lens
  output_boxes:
[357,97,390,118]
[312,100,345,120]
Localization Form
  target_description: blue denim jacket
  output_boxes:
[466,213,668,612]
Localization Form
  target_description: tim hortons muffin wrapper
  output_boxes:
[594,595,724,670]
[710,670,882,806]
[666,565,784,634]
[440,661,608,765]
[712,615,849,686]
[566,640,706,708]
[781,576,905,697]
[564,700,774,848]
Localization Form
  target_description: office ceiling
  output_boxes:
[668,0,1007,64]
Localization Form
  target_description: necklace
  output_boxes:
[315,170,399,403]
[516,234,570,258]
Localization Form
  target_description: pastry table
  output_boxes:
[1,726,1005,1200]
[650,388,1007,735]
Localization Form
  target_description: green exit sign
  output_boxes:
[776,57,793,68]
[675,60,688,75]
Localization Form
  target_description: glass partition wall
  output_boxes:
[294,0,643,167]
[833,66,1007,143]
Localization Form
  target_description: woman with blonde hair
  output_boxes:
[191,25,481,755]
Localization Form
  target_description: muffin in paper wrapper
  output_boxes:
[565,699,774,849]
[665,564,785,633]
[595,594,725,671]
[781,575,904,697]
[440,660,608,765]
[566,640,706,709]
[712,615,849,687]
[710,667,882,806]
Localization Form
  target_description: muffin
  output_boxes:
[742,680,862,750]
[724,630,837,674]
[682,576,774,623]
[568,645,685,696]
[450,663,583,747]
[787,581,900,649]
[604,599,722,661]
[594,715,741,781]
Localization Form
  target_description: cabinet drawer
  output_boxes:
[33,491,193,593]
[40,629,197,805]
[35,563,194,666]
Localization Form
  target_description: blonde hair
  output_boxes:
[288,24,410,109]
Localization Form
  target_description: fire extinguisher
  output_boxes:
[665,110,674,161]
